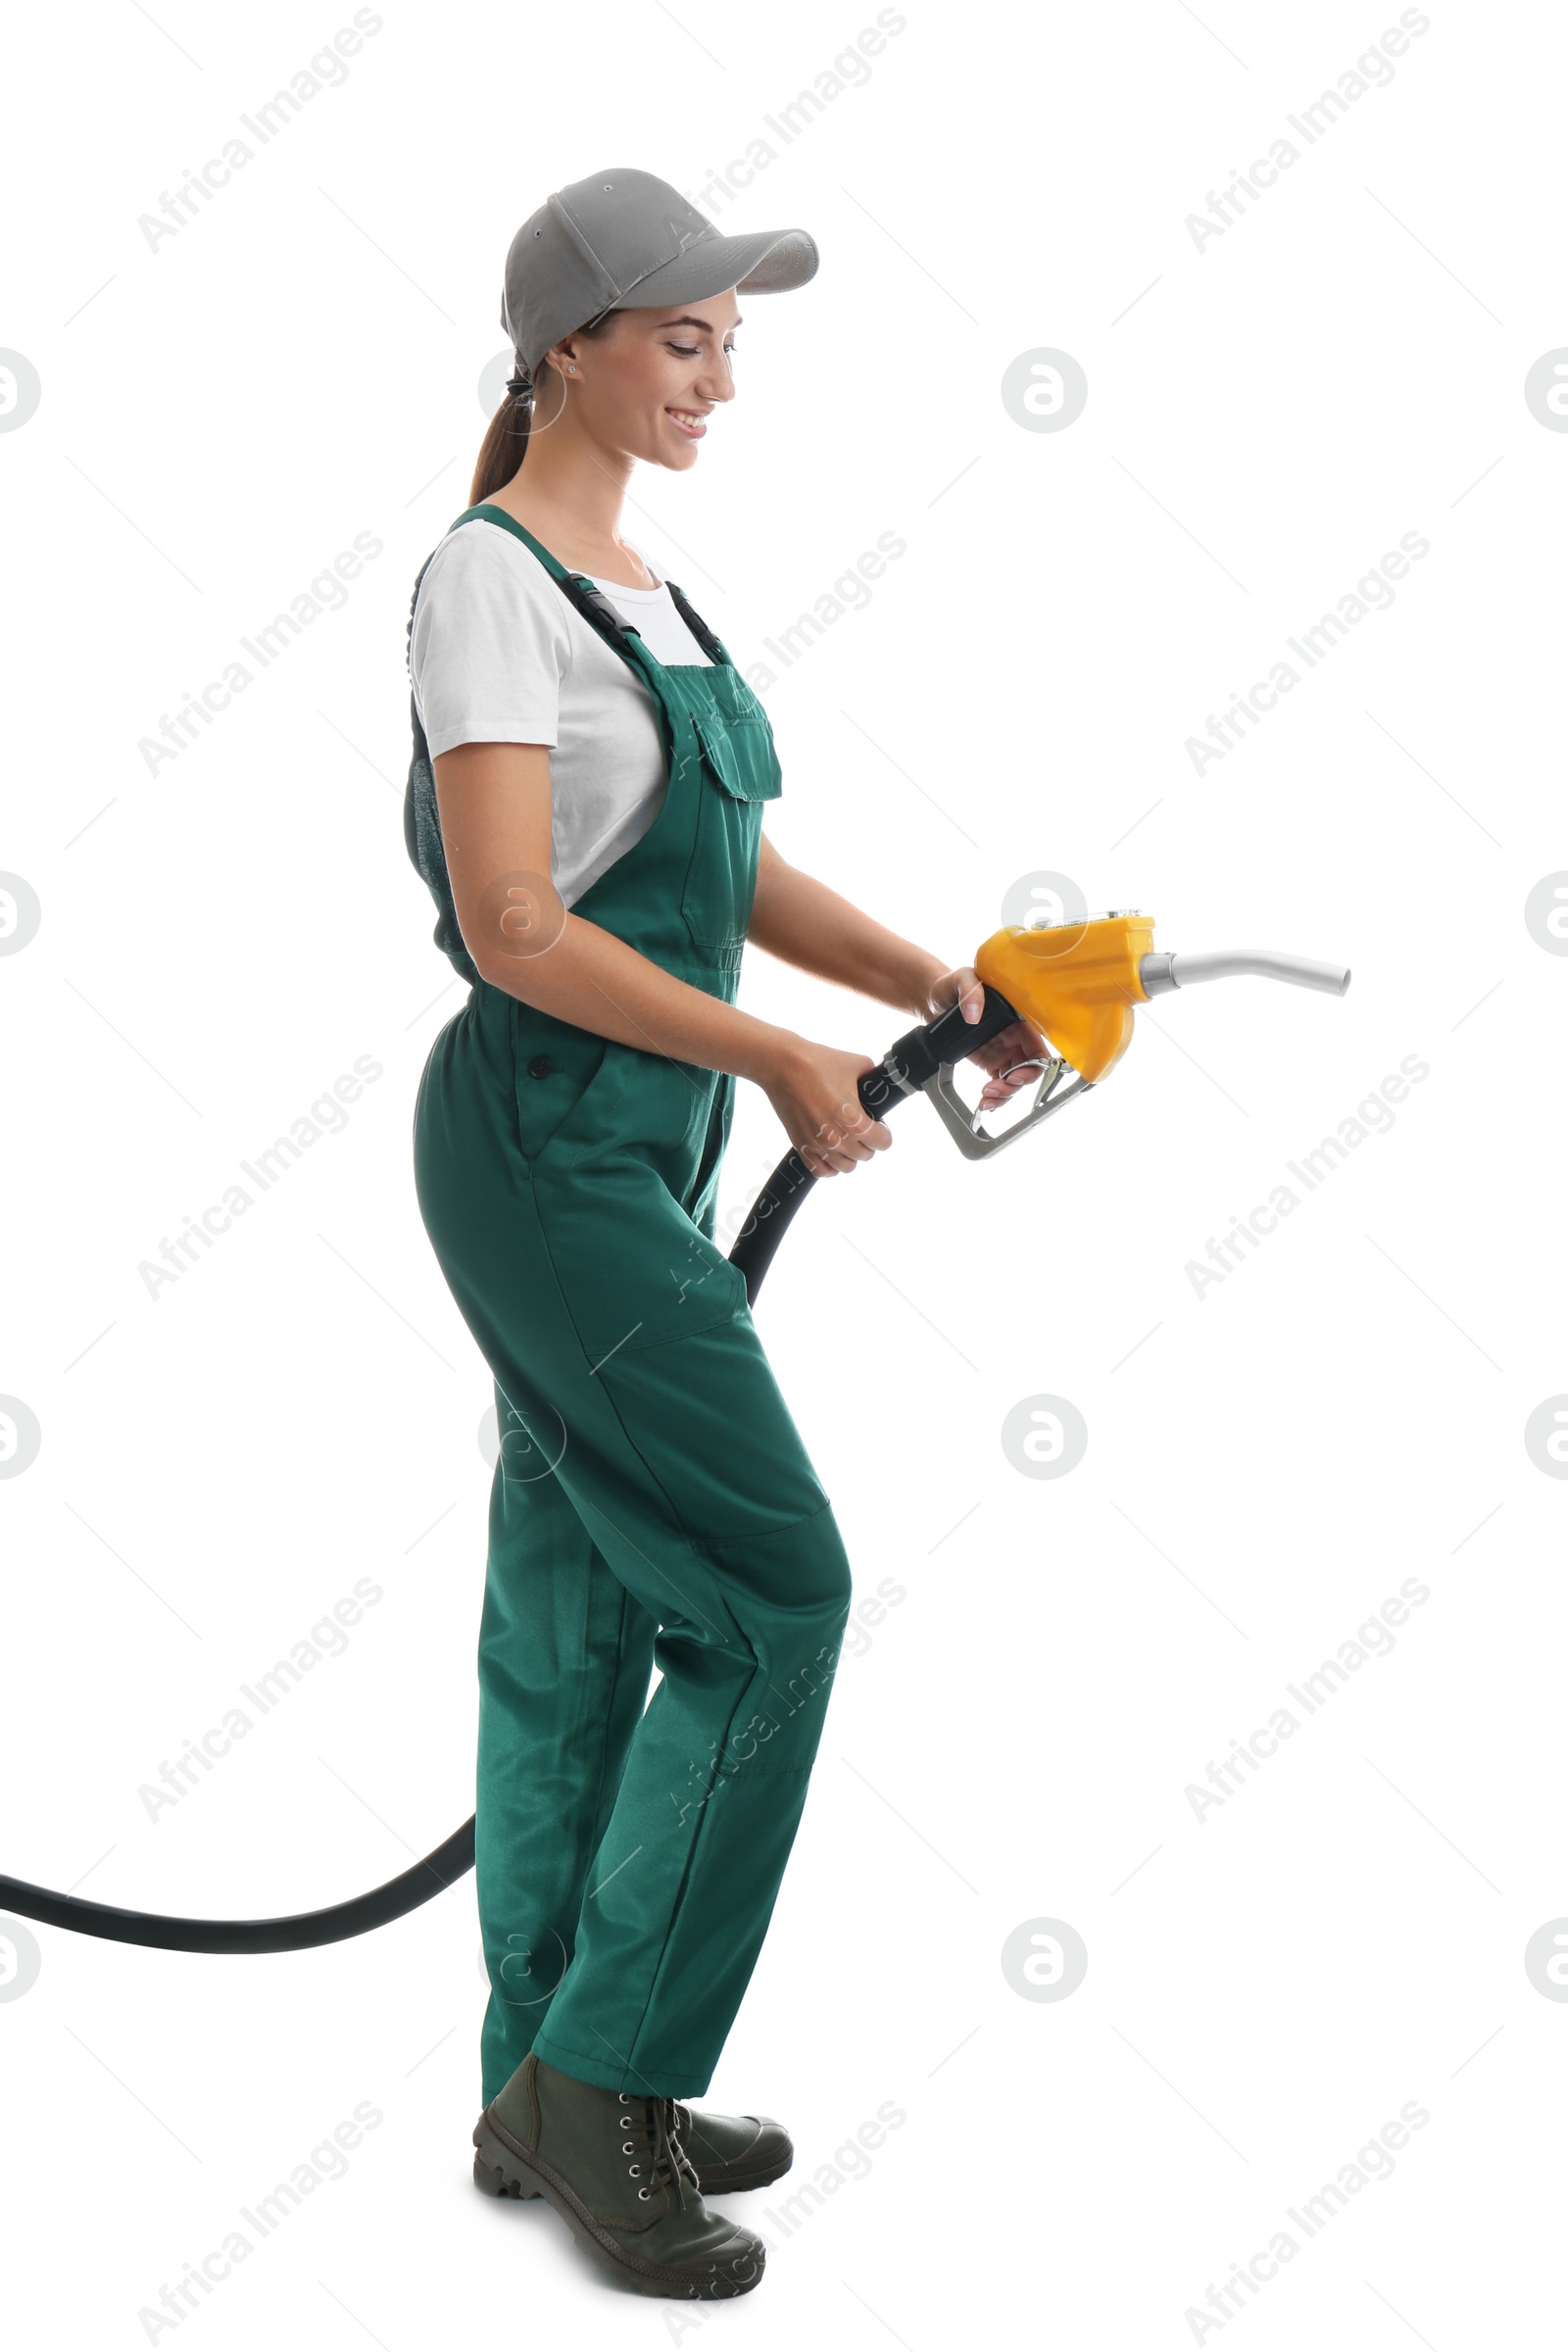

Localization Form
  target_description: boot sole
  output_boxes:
[471,2111,764,2301]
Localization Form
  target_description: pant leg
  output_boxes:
[476,1384,657,2105]
[415,1000,854,2102]
[530,1311,853,2098]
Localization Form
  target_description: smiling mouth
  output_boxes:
[665,408,710,437]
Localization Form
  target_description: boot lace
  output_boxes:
[670,2098,712,2174]
[615,2094,702,2205]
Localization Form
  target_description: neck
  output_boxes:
[488,388,638,570]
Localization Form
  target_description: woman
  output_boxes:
[405,168,1044,2301]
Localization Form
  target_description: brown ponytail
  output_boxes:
[469,313,627,505]
[470,374,533,504]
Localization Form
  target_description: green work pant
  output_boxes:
[414,982,854,2104]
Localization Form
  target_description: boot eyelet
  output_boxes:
[622,2140,636,2153]
[638,2186,652,2200]
[627,2163,640,2176]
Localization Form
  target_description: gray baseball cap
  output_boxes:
[501,167,819,378]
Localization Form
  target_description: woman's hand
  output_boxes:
[921,964,1054,1112]
[758,1037,893,1178]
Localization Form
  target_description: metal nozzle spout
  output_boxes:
[1139,950,1351,1000]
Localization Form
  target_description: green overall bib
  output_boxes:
[407,506,854,2105]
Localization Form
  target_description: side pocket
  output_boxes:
[509,1001,608,1167]
[688,1069,736,1241]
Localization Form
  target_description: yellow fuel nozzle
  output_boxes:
[902,914,1347,1165]
[974,911,1155,1084]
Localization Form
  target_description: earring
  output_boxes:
[567,364,576,373]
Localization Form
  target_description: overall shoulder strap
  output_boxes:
[452,503,647,666]
[662,578,730,666]
[403,548,441,870]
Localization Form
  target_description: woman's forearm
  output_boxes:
[438,749,954,1089]
[475,906,794,1087]
[747,840,949,1019]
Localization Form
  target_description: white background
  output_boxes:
[2,2,1564,2344]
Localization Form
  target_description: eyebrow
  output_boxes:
[658,314,743,333]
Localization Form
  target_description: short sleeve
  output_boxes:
[410,521,569,759]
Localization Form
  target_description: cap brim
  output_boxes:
[612,226,819,312]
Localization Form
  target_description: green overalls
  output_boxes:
[406,507,854,2105]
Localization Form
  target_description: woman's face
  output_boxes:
[549,290,742,469]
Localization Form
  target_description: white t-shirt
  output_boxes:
[410,514,714,909]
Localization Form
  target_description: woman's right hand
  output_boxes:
[758,1036,893,1177]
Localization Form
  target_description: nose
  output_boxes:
[698,354,737,406]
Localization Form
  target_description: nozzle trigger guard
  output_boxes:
[920,1054,1094,1161]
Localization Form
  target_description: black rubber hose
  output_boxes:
[0,984,1021,1954]
[0,1820,480,1956]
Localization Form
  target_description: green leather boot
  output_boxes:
[472,2053,765,2299]
[672,2099,794,2194]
